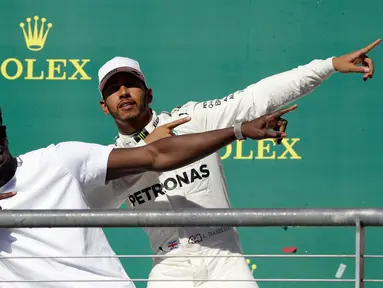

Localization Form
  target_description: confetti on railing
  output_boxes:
[246,258,257,274]
[282,246,297,253]
[335,263,347,278]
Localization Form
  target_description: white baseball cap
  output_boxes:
[98,56,147,95]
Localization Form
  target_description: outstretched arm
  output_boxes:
[106,123,236,180]
[179,39,380,132]
[106,105,297,181]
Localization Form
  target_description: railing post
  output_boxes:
[355,220,365,288]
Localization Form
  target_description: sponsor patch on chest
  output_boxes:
[128,164,210,206]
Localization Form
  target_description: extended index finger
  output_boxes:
[358,38,382,55]
[270,104,298,119]
[165,116,191,130]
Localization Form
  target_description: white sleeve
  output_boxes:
[183,57,336,132]
[53,141,113,189]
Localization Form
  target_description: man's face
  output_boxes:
[0,138,9,166]
[0,136,16,187]
[0,108,17,187]
[100,72,152,122]
[0,118,10,168]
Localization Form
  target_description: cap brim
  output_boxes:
[98,67,147,95]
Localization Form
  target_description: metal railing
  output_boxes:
[1,208,383,287]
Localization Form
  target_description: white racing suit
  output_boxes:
[85,58,336,287]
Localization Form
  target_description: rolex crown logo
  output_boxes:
[20,16,52,51]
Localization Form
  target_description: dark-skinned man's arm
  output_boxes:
[106,104,297,181]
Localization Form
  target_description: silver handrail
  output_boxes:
[1,208,381,287]
[0,208,382,227]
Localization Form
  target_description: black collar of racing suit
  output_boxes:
[115,110,159,147]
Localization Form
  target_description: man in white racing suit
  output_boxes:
[86,39,380,288]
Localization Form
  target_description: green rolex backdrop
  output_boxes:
[1,0,383,287]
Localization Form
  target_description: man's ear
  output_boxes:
[146,88,153,104]
[99,100,110,115]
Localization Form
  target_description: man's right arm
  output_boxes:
[106,125,237,180]
[106,105,297,181]
[55,105,296,186]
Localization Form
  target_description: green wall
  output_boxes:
[1,0,383,287]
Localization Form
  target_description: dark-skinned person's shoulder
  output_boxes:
[50,141,113,189]
[2,141,113,209]
[18,141,113,186]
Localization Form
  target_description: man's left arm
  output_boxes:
[187,57,334,131]
[185,39,380,132]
